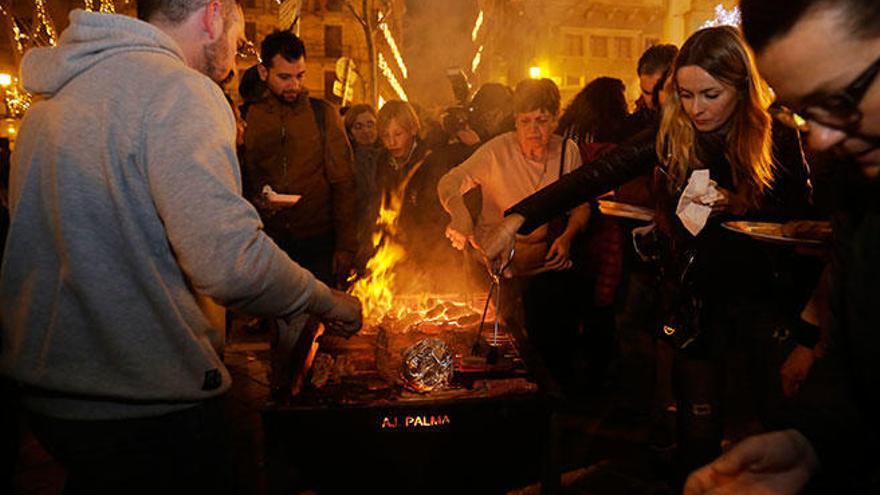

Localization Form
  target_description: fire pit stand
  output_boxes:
[261,298,562,494]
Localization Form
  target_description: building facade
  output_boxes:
[239,0,409,106]
[472,0,739,105]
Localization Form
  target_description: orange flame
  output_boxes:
[348,156,472,325]
[349,192,407,323]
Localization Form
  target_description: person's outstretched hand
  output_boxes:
[684,429,818,495]
[320,289,363,338]
[445,219,475,251]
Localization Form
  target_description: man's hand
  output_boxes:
[319,289,362,338]
[780,345,816,397]
[544,234,574,271]
[684,429,818,495]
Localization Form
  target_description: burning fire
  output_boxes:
[349,167,483,327]
[349,191,407,323]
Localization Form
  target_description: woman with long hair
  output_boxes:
[483,26,815,478]
[656,26,775,215]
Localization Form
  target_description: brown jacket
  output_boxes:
[242,92,357,253]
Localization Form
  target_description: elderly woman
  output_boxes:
[437,78,591,389]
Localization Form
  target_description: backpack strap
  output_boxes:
[309,97,327,159]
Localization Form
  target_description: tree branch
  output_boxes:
[344,0,368,29]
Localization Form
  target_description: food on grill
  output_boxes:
[456,313,481,326]
[287,295,536,406]
[781,220,832,240]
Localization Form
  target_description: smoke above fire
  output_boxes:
[403,0,480,108]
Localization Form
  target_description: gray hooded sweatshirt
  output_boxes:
[0,10,335,419]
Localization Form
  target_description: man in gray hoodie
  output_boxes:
[0,1,361,492]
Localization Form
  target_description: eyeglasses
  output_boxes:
[770,54,880,133]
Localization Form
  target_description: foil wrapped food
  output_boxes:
[400,338,453,393]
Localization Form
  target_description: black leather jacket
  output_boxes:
[508,124,812,234]
[508,128,658,234]
[507,123,815,305]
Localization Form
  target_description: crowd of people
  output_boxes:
[0,0,878,493]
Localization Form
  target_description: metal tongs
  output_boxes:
[471,246,515,364]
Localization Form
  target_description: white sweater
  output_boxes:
[437,132,582,243]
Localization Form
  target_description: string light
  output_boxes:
[378,52,407,101]
[378,22,407,79]
[11,18,27,53]
[4,81,33,118]
[84,0,116,13]
[34,0,58,46]
[471,45,483,73]
[700,4,741,29]
[471,11,483,42]
[0,5,29,53]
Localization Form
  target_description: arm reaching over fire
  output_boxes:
[307,284,363,337]
[437,160,481,251]
[444,195,476,251]
[480,132,656,267]
[478,214,524,275]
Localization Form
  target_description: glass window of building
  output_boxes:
[324,25,343,58]
[590,36,608,58]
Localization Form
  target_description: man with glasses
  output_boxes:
[685,1,880,493]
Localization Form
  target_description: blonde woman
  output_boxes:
[483,26,815,476]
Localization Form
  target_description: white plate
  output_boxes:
[721,221,825,245]
[597,200,655,221]
[262,185,302,205]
